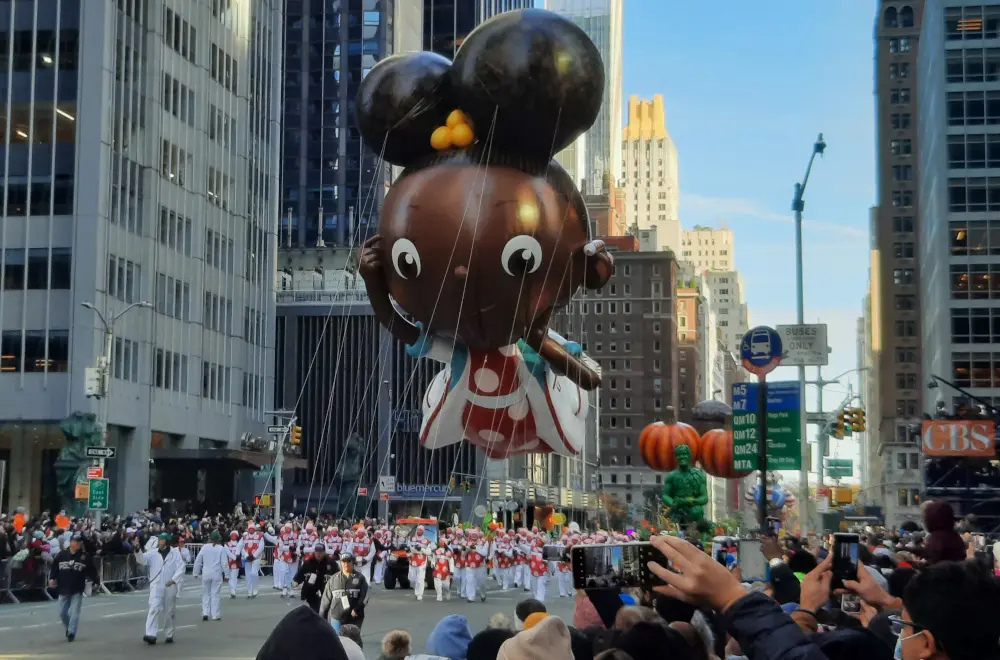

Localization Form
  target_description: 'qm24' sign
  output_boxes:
[921,420,997,457]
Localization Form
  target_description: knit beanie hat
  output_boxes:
[498,616,573,660]
[427,614,473,660]
[524,612,550,630]
[466,628,515,660]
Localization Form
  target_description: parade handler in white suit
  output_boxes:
[192,530,227,621]
[137,532,185,645]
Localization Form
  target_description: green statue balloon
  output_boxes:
[660,444,709,526]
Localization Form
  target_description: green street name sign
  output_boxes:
[87,478,109,511]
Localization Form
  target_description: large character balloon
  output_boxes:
[355,9,612,459]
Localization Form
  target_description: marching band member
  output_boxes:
[516,528,532,591]
[556,533,574,597]
[372,526,390,584]
[325,526,343,560]
[449,528,466,597]
[192,531,226,621]
[351,528,375,573]
[224,531,242,598]
[463,529,488,603]
[341,529,355,559]
[268,523,299,597]
[407,525,431,601]
[431,539,453,601]
[299,522,319,562]
[529,537,550,602]
[495,529,515,589]
[241,523,264,598]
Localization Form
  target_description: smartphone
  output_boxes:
[766,517,781,535]
[542,545,563,561]
[737,538,766,582]
[571,543,664,590]
[972,533,986,551]
[841,592,862,615]
[832,533,860,582]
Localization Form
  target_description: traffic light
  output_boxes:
[290,425,302,445]
[449,476,456,489]
[855,409,866,432]
[463,480,471,494]
[843,408,854,435]
[834,410,846,439]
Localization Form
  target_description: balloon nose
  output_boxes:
[454,265,468,279]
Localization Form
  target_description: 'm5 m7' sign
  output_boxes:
[921,420,997,457]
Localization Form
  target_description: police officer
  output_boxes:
[319,553,368,633]
[291,541,335,612]
[49,533,97,642]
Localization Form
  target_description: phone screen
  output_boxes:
[542,545,563,561]
[571,543,662,590]
[833,533,860,581]
[841,592,861,614]
[737,539,766,581]
[972,534,986,551]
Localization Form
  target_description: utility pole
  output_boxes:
[265,409,297,523]
[791,133,826,533]
[81,300,151,526]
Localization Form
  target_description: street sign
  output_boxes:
[739,326,783,377]
[378,475,396,492]
[825,458,854,478]
[86,466,103,480]
[75,483,89,500]
[776,324,829,366]
[357,487,369,496]
[267,425,286,434]
[379,492,390,501]
[87,478,109,511]
[731,381,802,470]
[85,446,116,459]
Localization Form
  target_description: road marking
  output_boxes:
[102,604,199,618]
[0,623,47,632]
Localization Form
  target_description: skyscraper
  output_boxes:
[865,0,924,528]
[0,0,284,514]
[622,95,682,255]
[546,0,623,193]
[424,0,535,60]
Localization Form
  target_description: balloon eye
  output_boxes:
[501,235,542,277]
[390,238,422,279]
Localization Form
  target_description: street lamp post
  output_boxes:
[81,300,151,526]
[791,133,827,533]
[927,374,1000,415]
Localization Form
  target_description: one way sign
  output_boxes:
[85,446,117,459]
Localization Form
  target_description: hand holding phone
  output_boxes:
[832,533,860,586]
[841,592,861,615]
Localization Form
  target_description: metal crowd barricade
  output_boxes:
[96,554,142,594]
[185,543,204,571]
[1,558,53,603]
[183,543,275,575]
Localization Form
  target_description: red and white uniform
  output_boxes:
[352,532,373,568]
[410,329,589,457]
[515,530,532,588]
[555,535,573,597]
[529,538,551,601]
[225,531,242,597]
[408,526,431,601]
[493,530,515,589]
[463,530,489,602]
[241,525,264,597]
[432,542,453,601]
[271,525,298,595]
[372,528,390,584]
[298,523,319,561]
[324,527,343,558]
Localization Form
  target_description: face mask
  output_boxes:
[894,631,922,660]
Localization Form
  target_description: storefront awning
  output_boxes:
[150,447,307,470]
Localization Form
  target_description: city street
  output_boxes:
[0,577,576,659]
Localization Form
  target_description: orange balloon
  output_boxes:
[451,123,474,147]
[430,126,452,150]
[639,417,701,472]
[700,428,751,479]
[446,109,467,129]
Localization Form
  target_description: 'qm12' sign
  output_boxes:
[921,420,997,457]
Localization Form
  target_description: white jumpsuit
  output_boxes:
[138,541,185,641]
[192,543,227,620]
[241,533,264,597]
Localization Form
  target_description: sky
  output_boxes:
[622,1,876,482]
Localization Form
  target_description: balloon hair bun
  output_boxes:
[430,110,475,151]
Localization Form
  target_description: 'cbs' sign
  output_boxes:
[921,420,997,457]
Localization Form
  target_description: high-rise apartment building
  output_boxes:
[916,1,1000,528]
[0,0,284,514]
[562,242,678,513]
[622,95,682,255]
[703,271,750,355]
[546,0,623,193]
[681,226,735,271]
[867,0,925,528]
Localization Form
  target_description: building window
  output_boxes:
[895,320,917,337]
[888,37,911,53]
[154,273,190,320]
[202,361,231,402]
[889,62,910,79]
[153,348,188,392]
[892,190,913,208]
[107,255,140,303]
[895,348,917,363]
[890,139,912,155]
[162,73,195,125]
[947,91,1000,127]
[892,165,914,182]
[2,248,71,290]
[891,113,911,130]
[893,242,915,258]
[158,207,193,256]
[160,140,190,186]
[896,372,918,389]
[113,337,140,382]
[210,43,238,94]
[889,88,911,104]
[163,7,197,62]
[893,216,914,232]
[895,294,917,311]
[896,399,919,417]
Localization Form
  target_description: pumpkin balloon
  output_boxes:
[700,428,751,479]
[639,407,702,471]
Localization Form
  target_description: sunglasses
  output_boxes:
[888,615,925,638]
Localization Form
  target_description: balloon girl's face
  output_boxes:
[355,9,613,351]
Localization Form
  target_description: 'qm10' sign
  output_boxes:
[921,420,997,457]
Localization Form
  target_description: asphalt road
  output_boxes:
[0,576,577,659]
